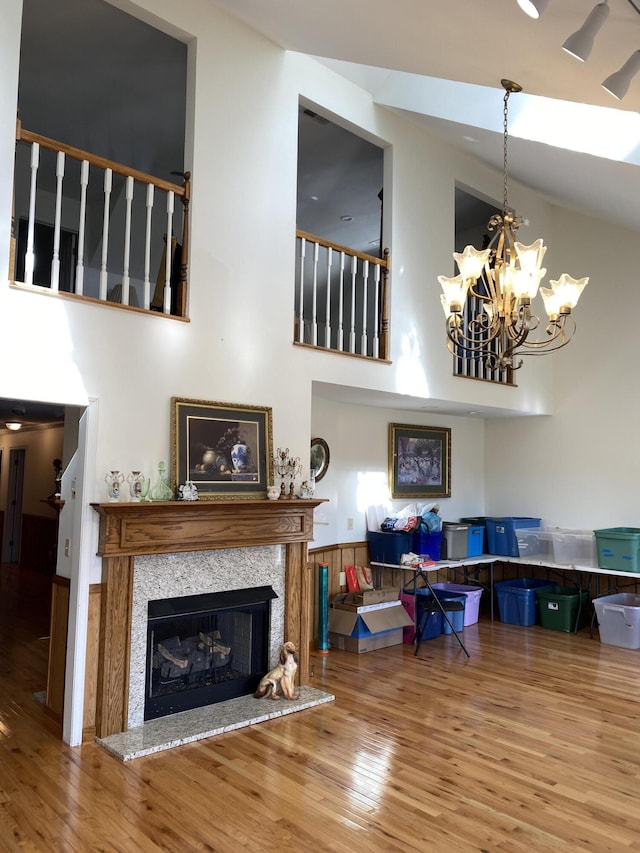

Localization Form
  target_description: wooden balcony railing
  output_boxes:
[11,121,190,317]
[295,230,390,361]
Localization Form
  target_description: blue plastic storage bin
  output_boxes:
[467,525,484,557]
[415,602,442,641]
[460,517,490,552]
[413,530,443,561]
[416,588,466,634]
[495,577,555,626]
[401,589,442,641]
[486,517,541,557]
[367,530,413,564]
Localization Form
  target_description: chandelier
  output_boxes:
[438,79,588,371]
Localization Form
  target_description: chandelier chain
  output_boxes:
[503,87,510,214]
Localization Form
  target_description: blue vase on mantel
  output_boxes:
[231,442,252,473]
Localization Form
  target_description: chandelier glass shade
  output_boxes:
[438,80,588,371]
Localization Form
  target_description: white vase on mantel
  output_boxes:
[105,470,124,502]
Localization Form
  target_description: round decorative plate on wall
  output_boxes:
[310,437,330,482]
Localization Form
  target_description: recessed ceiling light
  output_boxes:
[5,422,22,431]
[340,215,353,222]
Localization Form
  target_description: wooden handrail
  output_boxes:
[296,228,389,268]
[14,121,191,318]
[16,123,185,197]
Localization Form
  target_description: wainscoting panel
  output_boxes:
[307,541,369,649]
[83,584,102,735]
[45,575,70,720]
[307,541,452,651]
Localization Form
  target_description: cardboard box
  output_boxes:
[329,629,403,654]
[334,587,400,609]
[328,600,413,653]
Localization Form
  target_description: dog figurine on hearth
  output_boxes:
[254,641,299,700]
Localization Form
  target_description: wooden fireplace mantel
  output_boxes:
[91,498,326,738]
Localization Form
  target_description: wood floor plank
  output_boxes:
[3,565,640,851]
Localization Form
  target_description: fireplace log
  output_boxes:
[157,642,189,670]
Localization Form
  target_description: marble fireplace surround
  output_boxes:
[92,498,324,739]
[128,546,285,729]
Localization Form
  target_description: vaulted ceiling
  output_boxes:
[214,0,640,232]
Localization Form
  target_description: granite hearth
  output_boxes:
[97,685,334,760]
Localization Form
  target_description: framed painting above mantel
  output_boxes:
[171,397,273,499]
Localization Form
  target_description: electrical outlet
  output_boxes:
[347,517,354,530]
[64,538,70,557]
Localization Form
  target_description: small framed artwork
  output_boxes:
[310,437,330,482]
[389,423,451,499]
[171,398,273,499]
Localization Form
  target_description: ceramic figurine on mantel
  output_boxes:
[105,470,124,502]
[178,481,199,501]
[149,461,174,501]
[127,470,145,501]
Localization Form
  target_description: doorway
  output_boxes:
[1,448,25,563]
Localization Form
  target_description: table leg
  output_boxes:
[419,573,470,658]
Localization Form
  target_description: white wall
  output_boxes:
[485,204,640,530]
[310,395,485,548]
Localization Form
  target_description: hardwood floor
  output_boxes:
[2,566,640,852]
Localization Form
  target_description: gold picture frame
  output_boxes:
[171,397,273,499]
[389,423,451,499]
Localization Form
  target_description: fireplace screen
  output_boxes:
[145,586,276,721]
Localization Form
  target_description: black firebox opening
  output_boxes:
[145,585,277,721]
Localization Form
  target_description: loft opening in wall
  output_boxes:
[295,104,389,359]
[454,186,513,385]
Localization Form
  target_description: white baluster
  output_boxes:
[311,241,319,346]
[297,237,306,343]
[122,176,134,306]
[50,151,65,292]
[99,168,112,301]
[24,142,39,285]
[143,183,154,309]
[360,258,369,356]
[349,255,357,354]
[372,262,381,359]
[337,251,345,352]
[75,160,89,295]
[324,247,332,348]
[164,191,174,314]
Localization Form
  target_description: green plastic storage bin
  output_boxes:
[594,528,640,573]
[536,585,590,632]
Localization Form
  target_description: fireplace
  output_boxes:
[145,585,277,720]
[91,498,323,738]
